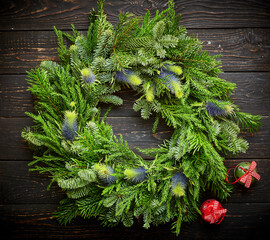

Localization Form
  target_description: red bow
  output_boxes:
[240,161,260,188]
[204,201,227,224]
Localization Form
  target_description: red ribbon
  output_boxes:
[204,200,227,224]
[240,161,260,188]
[226,161,260,188]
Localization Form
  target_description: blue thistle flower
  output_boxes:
[171,172,188,197]
[115,69,129,83]
[115,69,142,86]
[124,167,148,183]
[62,111,78,141]
[206,102,226,117]
[81,68,95,84]
[158,70,178,84]
[94,163,117,185]
[158,71,183,98]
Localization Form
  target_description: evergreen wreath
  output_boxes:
[22,0,261,235]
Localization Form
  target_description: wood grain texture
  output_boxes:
[0,75,34,117]
[0,161,64,204]
[0,202,269,240]
[1,73,269,118]
[1,28,270,74]
[0,0,269,30]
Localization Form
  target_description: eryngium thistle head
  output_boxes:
[62,111,78,141]
[158,71,183,98]
[81,68,95,84]
[206,102,226,117]
[115,69,142,86]
[171,172,188,197]
[94,163,117,185]
[124,167,148,183]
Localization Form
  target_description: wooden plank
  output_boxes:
[1,73,269,118]
[0,75,34,117]
[0,203,269,239]
[0,31,58,74]
[0,159,268,205]
[0,0,270,30]
[194,28,270,72]
[0,161,64,204]
[224,72,270,117]
[0,118,34,160]
[0,116,269,160]
[1,28,270,74]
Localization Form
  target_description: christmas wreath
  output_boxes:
[22,0,261,235]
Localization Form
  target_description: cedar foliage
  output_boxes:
[22,0,261,235]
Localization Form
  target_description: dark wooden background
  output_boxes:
[0,0,270,239]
